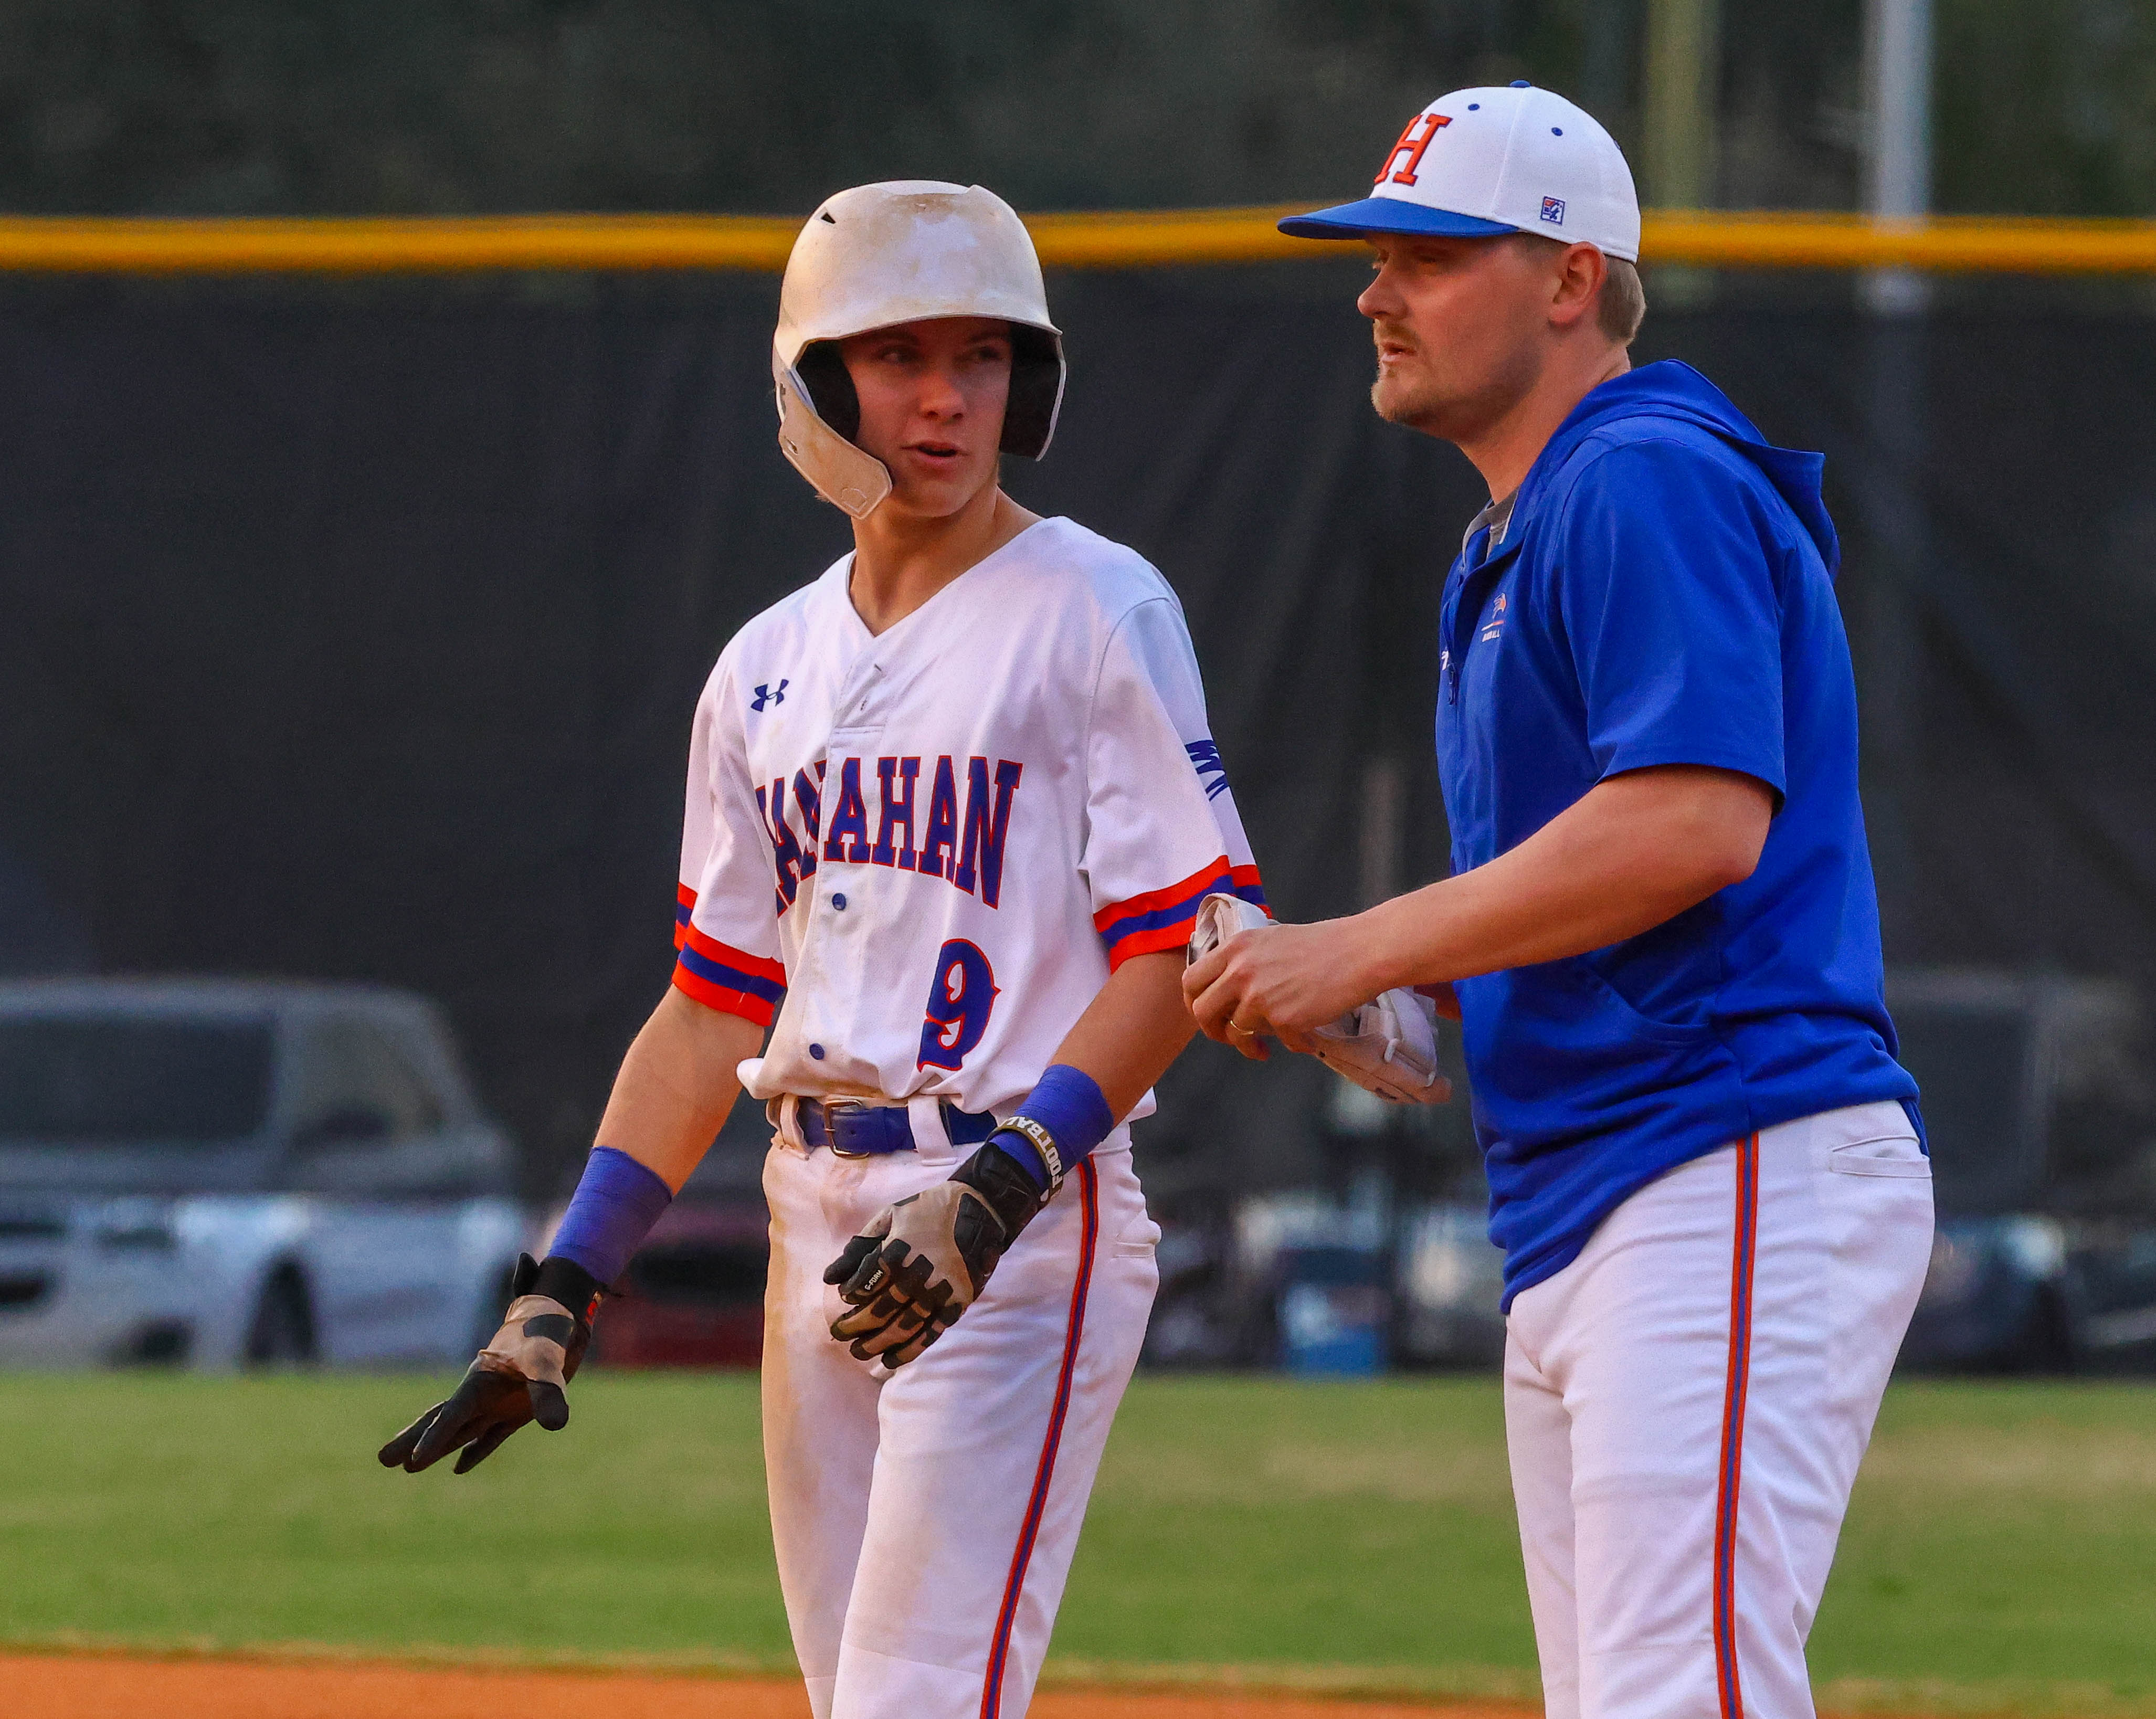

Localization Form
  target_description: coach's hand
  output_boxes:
[1183,915,1373,1057]
[377,1253,596,1476]
[825,1140,1044,1367]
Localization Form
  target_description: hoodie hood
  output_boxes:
[1519,360,1839,577]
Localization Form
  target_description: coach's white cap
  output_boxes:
[1280,82,1640,263]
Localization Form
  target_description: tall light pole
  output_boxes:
[1864,0,1934,312]
[1643,0,1720,212]
[1857,0,1936,946]
[1642,0,1720,302]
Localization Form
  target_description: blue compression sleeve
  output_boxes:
[996,1064,1116,1191]
[549,1146,673,1285]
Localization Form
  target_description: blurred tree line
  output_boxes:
[0,0,2148,216]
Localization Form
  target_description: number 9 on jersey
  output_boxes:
[917,940,1000,1071]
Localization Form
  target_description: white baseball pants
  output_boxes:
[1503,1101,1933,1719]
[760,1123,1159,1719]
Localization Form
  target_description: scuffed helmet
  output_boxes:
[774,181,1066,519]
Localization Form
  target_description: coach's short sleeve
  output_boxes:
[1553,438,1788,800]
[1081,597,1265,971]
[672,658,787,1027]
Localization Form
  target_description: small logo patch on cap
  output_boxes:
[1540,196,1567,226]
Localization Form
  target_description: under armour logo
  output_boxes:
[751,679,789,712]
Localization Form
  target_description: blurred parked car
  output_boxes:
[1397,969,2156,1375]
[1202,1064,1503,1373]
[1895,968,2156,1373]
[1363,1075,1506,1370]
[0,977,527,1368]
[1217,1178,1394,1374]
[1178,969,2156,1377]
[1393,1200,1507,1367]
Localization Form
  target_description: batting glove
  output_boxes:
[377,1252,600,1475]
[825,1140,1045,1367]
[1189,893,1451,1103]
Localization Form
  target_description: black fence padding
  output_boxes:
[0,270,2150,1197]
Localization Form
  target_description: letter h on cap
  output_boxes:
[1374,112,1450,186]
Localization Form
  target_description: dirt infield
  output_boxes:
[8,1652,1535,1719]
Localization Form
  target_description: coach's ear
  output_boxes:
[1547,240,1608,328]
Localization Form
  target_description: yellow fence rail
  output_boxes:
[0,207,2150,274]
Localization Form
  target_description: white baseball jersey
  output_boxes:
[670,515,1263,1115]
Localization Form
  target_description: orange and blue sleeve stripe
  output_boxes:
[671,884,786,1027]
[1093,857,1267,972]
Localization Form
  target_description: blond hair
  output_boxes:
[1516,233,1646,347]
[1599,255,1647,346]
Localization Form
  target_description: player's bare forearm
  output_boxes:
[1186,765,1773,1043]
[1051,950,1198,1122]
[593,988,765,1193]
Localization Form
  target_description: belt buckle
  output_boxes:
[821,1098,876,1158]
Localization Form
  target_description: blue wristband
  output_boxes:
[996,1064,1116,1191]
[549,1146,674,1286]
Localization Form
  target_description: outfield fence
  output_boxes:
[0,209,2151,273]
[4,201,2154,1198]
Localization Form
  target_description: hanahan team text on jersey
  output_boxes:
[739,751,1028,917]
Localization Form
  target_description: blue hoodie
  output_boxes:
[1434,360,1919,1306]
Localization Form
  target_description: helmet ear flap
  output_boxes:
[791,342,860,442]
[1000,325,1065,461]
[774,348,890,520]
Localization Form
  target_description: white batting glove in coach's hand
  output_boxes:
[1188,893,1452,1105]
[824,1142,1045,1367]
[1312,984,1452,1103]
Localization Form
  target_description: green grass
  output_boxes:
[0,1371,792,1668]
[1808,1383,2156,1712]
[0,1372,2151,1713]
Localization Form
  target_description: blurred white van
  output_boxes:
[0,978,528,1368]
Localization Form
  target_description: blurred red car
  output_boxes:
[590,1195,768,1367]
[544,1133,771,1368]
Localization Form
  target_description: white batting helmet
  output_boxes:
[774,181,1066,519]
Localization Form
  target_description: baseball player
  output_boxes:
[381,181,1264,1719]
[1185,86,1932,1719]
